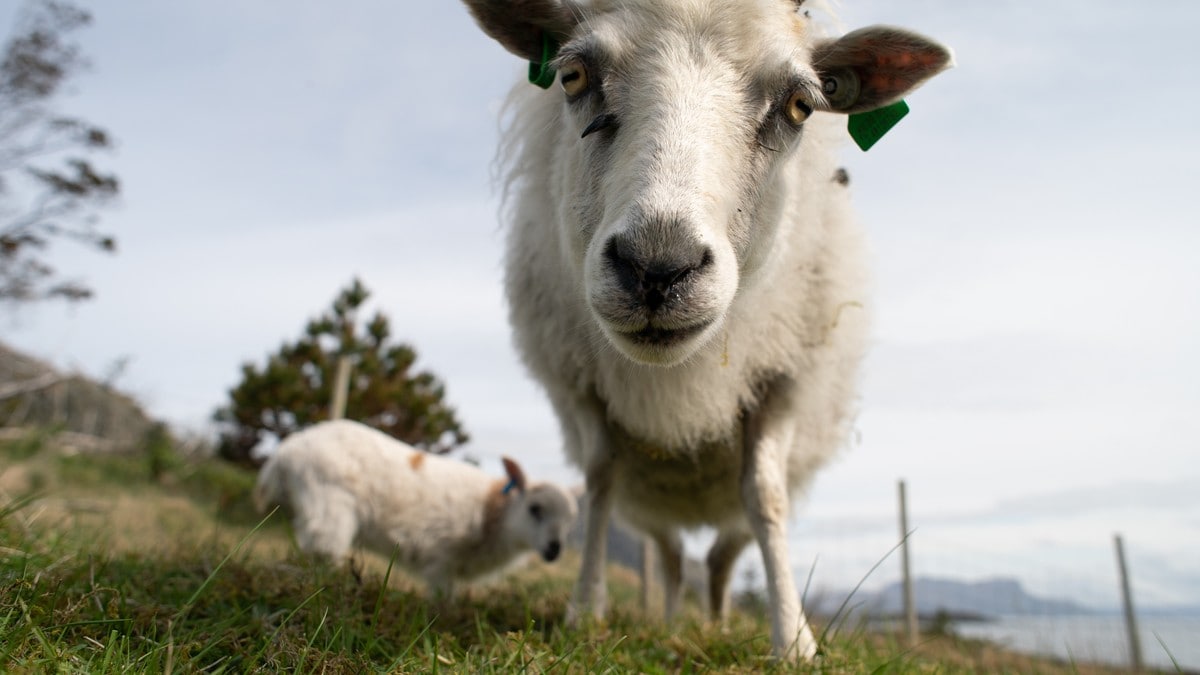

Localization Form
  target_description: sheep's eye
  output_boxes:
[529,503,544,522]
[820,68,861,111]
[784,89,814,126]
[560,59,589,98]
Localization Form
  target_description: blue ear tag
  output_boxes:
[528,32,559,89]
[848,99,910,151]
[502,477,519,495]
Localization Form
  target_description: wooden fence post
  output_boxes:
[899,479,918,646]
[329,355,353,421]
[1114,533,1144,672]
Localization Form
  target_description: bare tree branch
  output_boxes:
[0,0,117,305]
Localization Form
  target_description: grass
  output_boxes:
[0,430,1164,673]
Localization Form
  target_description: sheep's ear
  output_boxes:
[811,26,954,114]
[501,456,528,493]
[460,0,579,62]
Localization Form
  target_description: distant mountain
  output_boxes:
[809,576,1093,619]
[1139,604,1200,617]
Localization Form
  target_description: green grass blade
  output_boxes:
[176,507,277,618]
[819,532,909,645]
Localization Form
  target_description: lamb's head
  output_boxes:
[464,0,951,365]
[501,457,578,562]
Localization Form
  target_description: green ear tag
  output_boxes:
[527,32,559,89]
[848,100,910,151]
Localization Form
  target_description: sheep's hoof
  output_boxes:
[348,556,364,586]
[564,601,606,629]
[711,617,734,636]
[776,626,818,663]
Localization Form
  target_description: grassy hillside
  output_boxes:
[0,430,1155,673]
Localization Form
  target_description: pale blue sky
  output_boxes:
[4,1,1198,607]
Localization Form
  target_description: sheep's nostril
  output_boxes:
[543,540,562,562]
[604,234,712,312]
[604,237,641,296]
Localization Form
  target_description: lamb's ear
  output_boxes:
[501,456,528,494]
[811,26,954,114]
[460,0,579,62]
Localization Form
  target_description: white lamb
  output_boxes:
[254,419,578,596]
[459,0,952,661]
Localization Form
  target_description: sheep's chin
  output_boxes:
[601,320,718,367]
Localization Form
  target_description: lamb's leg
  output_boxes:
[427,573,455,606]
[293,490,358,564]
[649,529,684,621]
[567,400,614,625]
[740,379,816,662]
[707,528,753,625]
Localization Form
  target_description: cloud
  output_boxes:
[991,479,1200,518]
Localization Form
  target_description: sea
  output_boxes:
[954,614,1200,672]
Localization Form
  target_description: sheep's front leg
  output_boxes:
[568,463,612,624]
[741,380,817,661]
[648,529,684,620]
[566,399,614,625]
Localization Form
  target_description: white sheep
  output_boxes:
[254,419,578,596]
[459,0,952,661]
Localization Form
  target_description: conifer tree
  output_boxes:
[213,279,469,464]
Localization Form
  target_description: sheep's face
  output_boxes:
[510,484,578,562]
[561,1,815,366]
[462,0,953,366]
